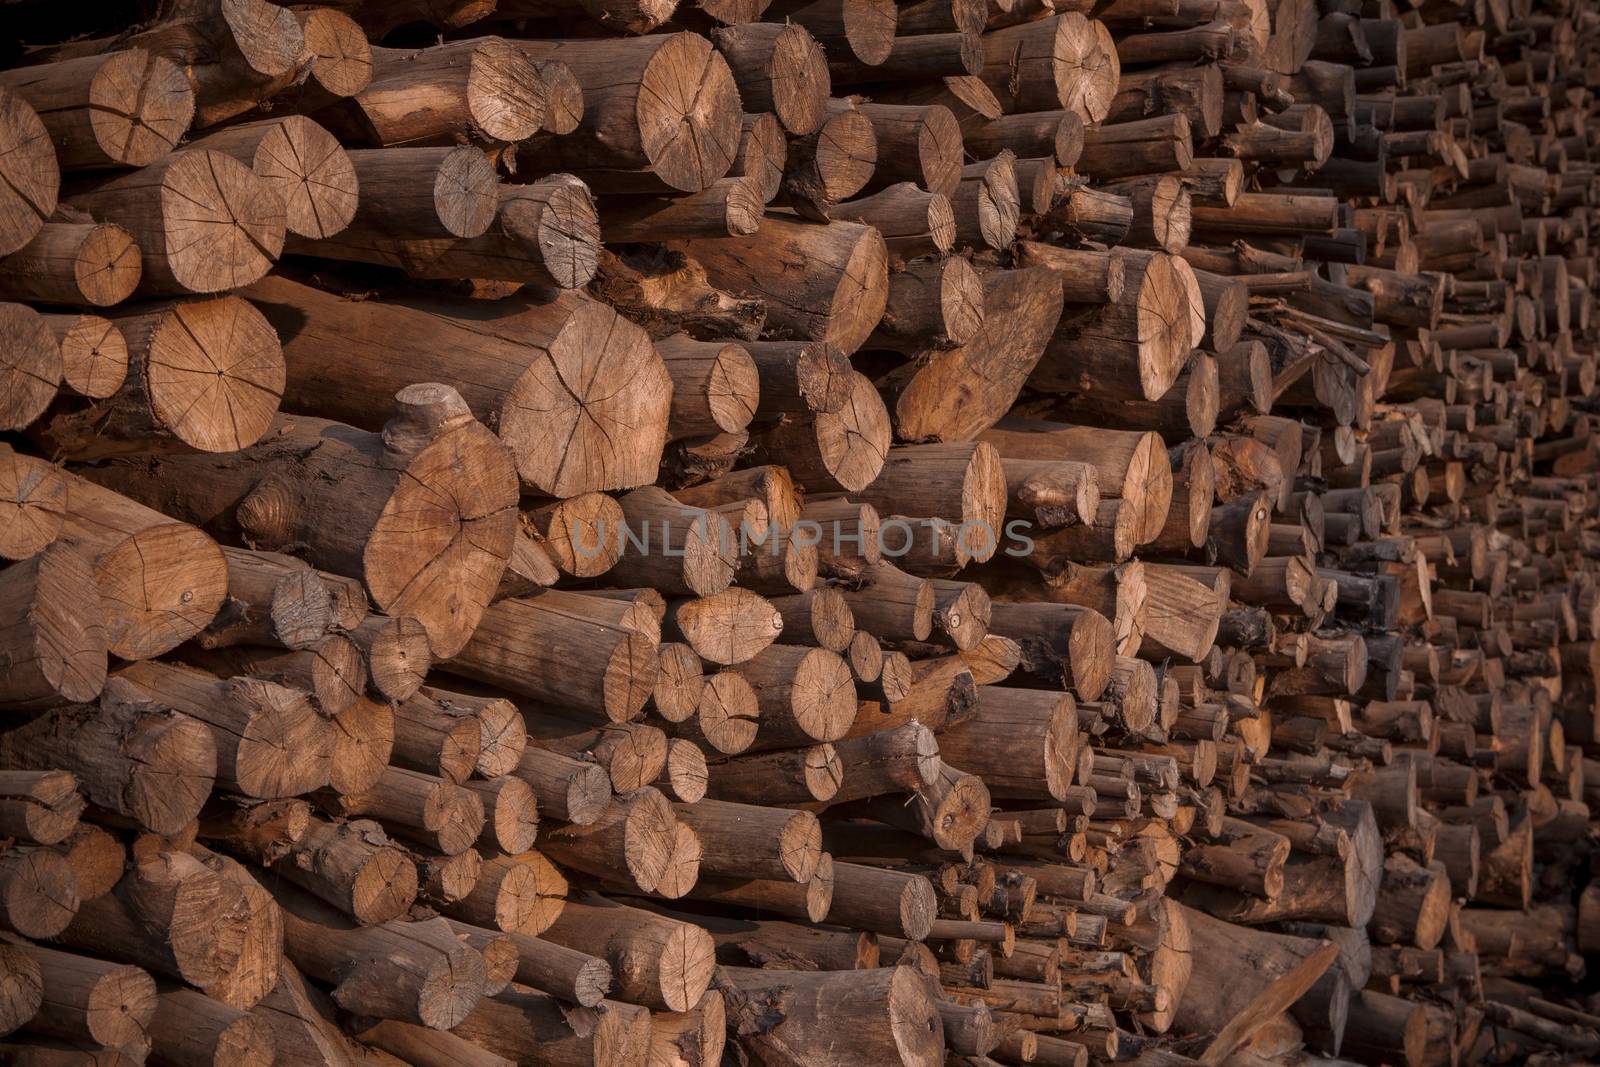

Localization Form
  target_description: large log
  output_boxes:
[677,217,889,355]
[248,278,668,498]
[62,149,283,295]
[515,33,741,193]
[34,296,284,460]
[77,383,518,659]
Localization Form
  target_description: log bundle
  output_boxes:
[0,0,1599,1063]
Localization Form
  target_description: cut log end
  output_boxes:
[350,403,518,660]
[0,88,58,257]
[159,150,287,294]
[298,9,373,96]
[251,117,359,241]
[639,34,743,192]
[52,314,129,398]
[88,49,195,167]
[0,303,59,433]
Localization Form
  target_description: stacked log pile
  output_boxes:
[0,0,1599,1063]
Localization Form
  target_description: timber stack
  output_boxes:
[0,0,1599,1063]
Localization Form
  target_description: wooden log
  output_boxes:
[542,787,681,895]
[277,896,485,1030]
[677,217,888,354]
[867,255,986,353]
[34,295,283,460]
[732,643,856,749]
[0,543,105,710]
[0,684,215,836]
[34,312,127,407]
[251,279,667,499]
[751,368,890,491]
[675,797,822,882]
[731,112,788,202]
[186,116,357,240]
[204,808,416,926]
[962,110,1083,166]
[150,987,274,1067]
[62,149,283,295]
[889,267,1065,444]
[0,88,58,257]
[0,223,140,308]
[978,14,1119,122]
[515,33,741,193]
[716,964,944,1067]
[712,22,830,135]
[292,176,600,290]
[540,895,716,1011]
[1031,251,1203,405]
[451,985,651,1066]
[79,384,518,659]
[315,37,546,147]
[655,335,759,440]
[0,303,60,434]
[57,851,240,994]
[950,151,1020,250]
[0,49,191,170]
[987,601,1116,700]
[439,849,566,936]
[938,687,1077,801]
[2,940,155,1054]
[111,657,329,800]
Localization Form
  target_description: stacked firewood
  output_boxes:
[0,0,1598,1063]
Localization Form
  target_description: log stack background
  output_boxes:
[0,0,1597,1063]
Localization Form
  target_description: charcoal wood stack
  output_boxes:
[0,0,1598,1063]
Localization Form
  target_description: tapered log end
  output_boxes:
[68,226,143,309]
[622,788,678,892]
